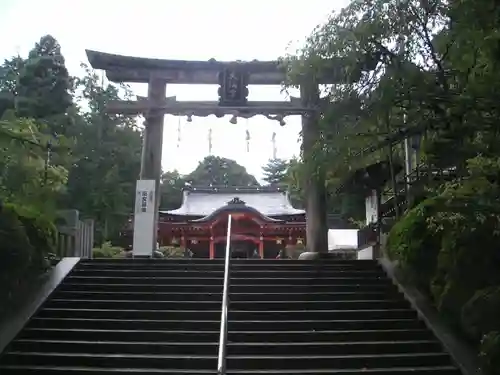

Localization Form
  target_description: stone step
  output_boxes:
[0,365,461,375]
[37,307,417,321]
[44,298,410,311]
[10,339,444,356]
[52,290,400,302]
[0,351,452,370]
[0,259,460,375]
[18,328,434,343]
[27,317,427,331]
[59,283,397,293]
[70,269,386,278]
[65,275,393,285]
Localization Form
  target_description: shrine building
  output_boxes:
[158,186,306,259]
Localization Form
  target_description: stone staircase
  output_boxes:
[0,258,461,374]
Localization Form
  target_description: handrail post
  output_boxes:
[217,214,232,375]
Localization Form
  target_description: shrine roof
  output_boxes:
[191,204,283,223]
[161,186,305,217]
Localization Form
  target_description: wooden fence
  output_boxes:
[56,210,94,258]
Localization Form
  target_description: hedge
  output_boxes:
[386,196,444,291]
[462,287,500,342]
[0,202,56,317]
[0,204,35,280]
[386,194,500,375]
[480,332,500,375]
[92,241,124,258]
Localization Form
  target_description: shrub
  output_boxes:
[160,246,186,258]
[0,204,34,281]
[462,287,500,342]
[286,244,306,259]
[386,196,444,290]
[479,331,500,375]
[429,200,500,326]
[0,202,51,313]
[9,204,57,267]
[92,241,124,258]
[0,202,56,275]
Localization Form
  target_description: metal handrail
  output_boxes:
[217,214,232,375]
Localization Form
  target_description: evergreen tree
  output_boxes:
[186,156,259,187]
[160,171,186,210]
[0,56,25,117]
[262,158,289,186]
[15,35,73,134]
[65,64,142,243]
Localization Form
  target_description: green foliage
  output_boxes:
[285,244,306,259]
[282,157,305,208]
[0,202,55,310]
[159,156,261,211]
[0,115,68,215]
[1,39,138,245]
[386,196,443,290]
[281,0,500,220]
[186,155,259,187]
[282,0,445,180]
[282,1,500,372]
[479,331,500,375]
[262,158,289,186]
[92,241,124,258]
[0,56,24,117]
[462,287,500,342]
[428,198,500,326]
[15,35,73,126]
[160,170,185,210]
[387,184,500,324]
[159,246,185,258]
[65,63,142,244]
[0,203,34,278]
[12,203,57,263]
[385,157,500,374]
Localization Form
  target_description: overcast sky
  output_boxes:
[0,0,346,179]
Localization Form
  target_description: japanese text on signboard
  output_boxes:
[141,191,148,212]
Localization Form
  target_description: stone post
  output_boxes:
[209,237,215,259]
[140,77,166,250]
[298,78,329,259]
[259,234,264,259]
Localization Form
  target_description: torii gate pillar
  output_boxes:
[298,79,329,258]
[139,77,166,254]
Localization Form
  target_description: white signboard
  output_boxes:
[133,179,156,257]
[365,189,379,225]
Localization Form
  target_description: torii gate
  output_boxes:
[86,50,343,258]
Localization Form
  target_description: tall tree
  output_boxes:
[262,158,289,186]
[159,170,185,210]
[15,35,73,136]
[186,156,259,187]
[280,0,500,224]
[0,113,68,214]
[65,64,142,243]
[0,56,25,117]
[283,157,305,208]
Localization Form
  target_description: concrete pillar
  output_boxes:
[140,77,166,251]
[298,79,328,259]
